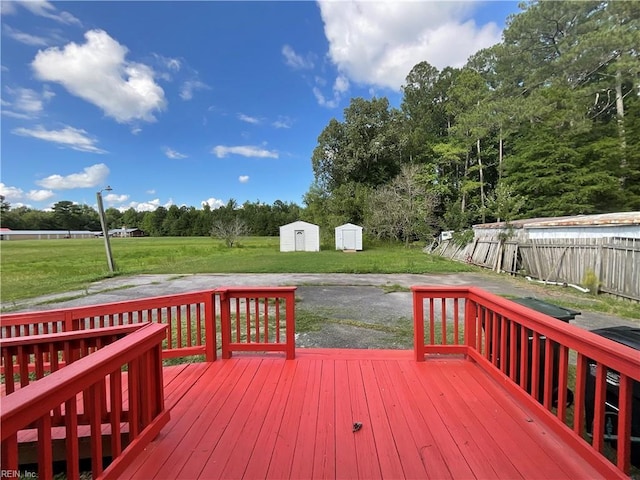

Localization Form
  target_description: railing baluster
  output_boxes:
[556,345,569,422]
[186,304,192,348]
[509,320,517,381]
[37,413,53,479]
[500,315,507,373]
[176,306,182,350]
[592,362,607,453]
[573,353,587,437]
[453,298,459,345]
[617,374,632,474]
[531,332,541,400]
[440,298,447,346]
[429,299,435,345]
[65,395,80,480]
[543,337,554,409]
[275,299,281,344]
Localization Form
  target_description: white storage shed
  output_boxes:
[279,221,320,252]
[335,223,363,251]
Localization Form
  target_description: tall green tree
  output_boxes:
[52,201,83,235]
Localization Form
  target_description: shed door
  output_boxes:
[294,230,305,251]
[343,229,357,250]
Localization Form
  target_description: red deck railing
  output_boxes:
[0,324,143,386]
[1,288,297,363]
[1,323,169,480]
[1,286,636,478]
[218,286,296,359]
[412,286,640,476]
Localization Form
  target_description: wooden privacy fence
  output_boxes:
[412,286,640,476]
[0,287,298,362]
[433,237,640,301]
[1,323,169,480]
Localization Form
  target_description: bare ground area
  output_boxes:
[4,272,638,349]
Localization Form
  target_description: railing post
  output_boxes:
[218,289,232,359]
[285,290,295,360]
[412,289,425,362]
[204,292,217,362]
[64,310,75,332]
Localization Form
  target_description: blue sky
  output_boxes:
[1,0,520,212]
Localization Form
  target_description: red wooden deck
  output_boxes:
[122,349,604,480]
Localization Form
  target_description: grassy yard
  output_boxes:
[0,236,474,302]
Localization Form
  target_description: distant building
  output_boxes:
[473,212,640,241]
[0,229,97,240]
[108,227,146,238]
[279,221,320,252]
[335,223,363,251]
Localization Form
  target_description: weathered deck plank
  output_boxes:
[120,349,610,479]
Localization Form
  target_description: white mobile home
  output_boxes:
[335,223,363,251]
[279,221,320,252]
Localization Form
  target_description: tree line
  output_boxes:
[2,2,638,245]
[303,1,640,243]
[0,197,302,238]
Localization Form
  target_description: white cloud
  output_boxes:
[272,116,293,129]
[121,199,161,212]
[0,2,16,15]
[0,0,82,25]
[146,189,156,195]
[282,44,314,70]
[153,54,181,72]
[0,183,24,201]
[211,145,278,159]
[104,193,129,203]
[10,0,81,26]
[118,198,172,212]
[36,163,110,190]
[201,197,225,209]
[32,29,166,123]
[313,75,350,108]
[237,113,260,125]
[318,1,502,91]
[2,86,54,119]
[239,175,250,183]
[3,24,49,46]
[163,146,188,159]
[27,189,55,201]
[131,127,142,135]
[179,80,209,100]
[12,125,106,153]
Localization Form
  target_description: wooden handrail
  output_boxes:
[1,323,166,438]
[1,291,217,361]
[1,324,144,391]
[411,285,640,476]
[0,324,142,348]
[1,323,169,480]
[466,287,639,377]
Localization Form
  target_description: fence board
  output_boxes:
[433,237,639,301]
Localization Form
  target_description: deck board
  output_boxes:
[119,349,611,480]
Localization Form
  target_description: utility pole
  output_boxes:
[97,186,115,272]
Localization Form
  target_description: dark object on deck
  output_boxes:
[511,297,581,322]
[498,297,580,406]
[352,422,362,433]
[585,326,640,468]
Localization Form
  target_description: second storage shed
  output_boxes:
[279,221,320,252]
[335,223,363,251]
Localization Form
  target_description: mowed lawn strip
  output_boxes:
[0,236,473,302]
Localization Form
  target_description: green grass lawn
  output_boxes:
[0,236,474,302]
